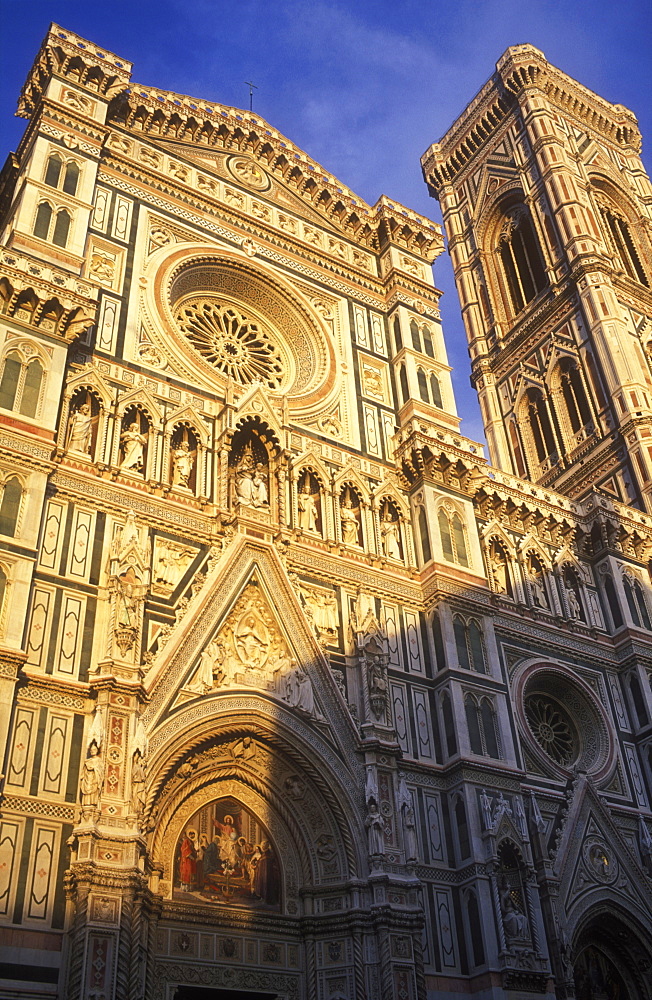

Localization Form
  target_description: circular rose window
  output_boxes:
[514,664,614,780]
[524,694,578,766]
[175,299,285,389]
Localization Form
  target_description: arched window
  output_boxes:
[417,368,429,402]
[33,203,72,248]
[429,373,443,409]
[525,387,556,464]
[453,513,469,567]
[20,359,43,418]
[628,673,648,728]
[422,326,435,358]
[508,421,527,477]
[33,202,52,241]
[465,695,483,755]
[418,507,432,564]
[393,316,403,352]
[454,616,471,671]
[44,154,63,188]
[410,320,422,352]
[45,153,80,198]
[480,698,500,758]
[466,892,485,967]
[52,209,71,247]
[0,350,44,417]
[439,508,453,560]
[441,691,457,757]
[599,200,649,286]
[497,205,548,315]
[0,477,23,537]
[602,573,623,630]
[559,358,592,435]
[623,574,651,630]
[63,161,80,197]
[454,797,470,858]
[454,617,486,673]
[465,693,501,758]
[399,364,409,404]
[439,508,469,567]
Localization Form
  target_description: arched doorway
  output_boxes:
[573,910,652,1000]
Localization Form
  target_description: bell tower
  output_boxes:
[422,45,652,510]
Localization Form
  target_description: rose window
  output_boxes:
[524,694,577,766]
[175,299,285,389]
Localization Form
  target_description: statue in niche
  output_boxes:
[365,800,386,856]
[480,789,494,831]
[340,489,361,545]
[119,416,147,473]
[297,471,321,533]
[235,440,269,508]
[367,653,388,721]
[528,559,548,608]
[80,740,104,816]
[491,545,510,595]
[500,883,530,944]
[67,398,96,455]
[398,776,418,861]
[189,637,225,694]
[130,749,147,819]
[171,429,197,490]
[301,586,339,644]
[380,503,401,559]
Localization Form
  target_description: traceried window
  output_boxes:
[465,693,501,758]
[558,358,593,436]
[623,573,651,630]
[33,202,72,248]
[44,153,80,197]
[497,204,548,316]
[453,616,486,673]
[524,387,556,465]
[0,477,23,537]
[175,301,285,389]
[438,507,469,567]
[0,350,44,418]
[599,199,649,286]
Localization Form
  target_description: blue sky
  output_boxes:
[2,1,651,444]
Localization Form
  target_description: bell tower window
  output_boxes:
[497,205,548,316]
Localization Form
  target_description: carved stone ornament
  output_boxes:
[186,583,323,720]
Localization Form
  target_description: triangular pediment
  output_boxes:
[554,776,652,932]
[137,139,351,234]
[142,535,353,743]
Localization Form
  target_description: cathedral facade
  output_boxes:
[0,24,651,1000]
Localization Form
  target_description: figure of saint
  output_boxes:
[566,585,581,619]
[80,741,104,811]
[480,788,493,831]
[171,439,196,489]
[500,884,529,943]
[402,802,419,861]
[253,840,278,904]
[179,830,197,891]
[365,801,386,856]
[120,421,147,473]
[493,791,512,826]
[530,571,548,608]
[235,613,269,668]
[340,498,360,545]
[67,402,94,455]
[298,489,318,532]
[492,550,509,595]
[130,750,146,818]
[380,511,401,559]
[293,665,316,718]
[190,638,220,694]
[253,463,268,505]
